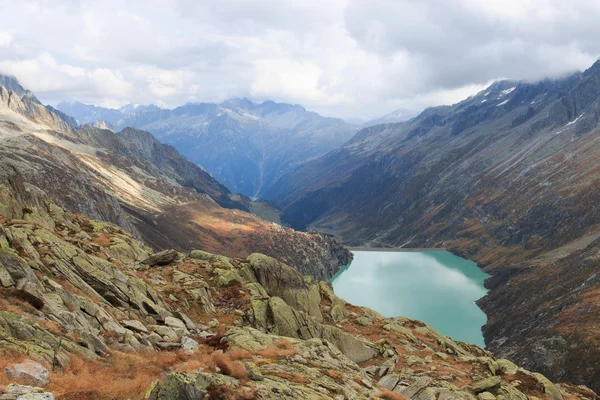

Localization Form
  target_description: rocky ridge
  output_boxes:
[0,172,596,400]
[56,98,360,198]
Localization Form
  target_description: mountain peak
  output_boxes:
[583,58,600,78]
[220,97,256,111]
[0,74,41,104]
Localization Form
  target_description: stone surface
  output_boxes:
[5,361,49,387]
[473,377,502,393]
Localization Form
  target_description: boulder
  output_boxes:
[121,320,148,334]
[211,268,243,288]
[354,316,373,326]
[165,316,187,331]
[473,376,502,393]
[5,360,49,387]
[140,249,179,267]
[181,337,199,355]
[532,372,564,400]
[145,372,236,400]
[244,362,264,381]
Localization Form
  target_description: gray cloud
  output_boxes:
[0,0,598,119]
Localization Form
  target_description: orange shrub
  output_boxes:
[377,389,409,400]
[211,352,247,379]
[325,369,345,384]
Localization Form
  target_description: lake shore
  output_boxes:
[347,247,446,252]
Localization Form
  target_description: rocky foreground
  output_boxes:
[0,164,597,399]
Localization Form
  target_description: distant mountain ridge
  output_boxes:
[56,98,360,198]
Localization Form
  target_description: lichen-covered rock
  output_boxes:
[144,372,236,400]
[246,253,322,321]
[0,384,54,400]
[473,376,502,393]
[211,268,243,288]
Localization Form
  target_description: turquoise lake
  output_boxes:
[330,251,490,347]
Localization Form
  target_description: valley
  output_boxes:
[266,61,600,391]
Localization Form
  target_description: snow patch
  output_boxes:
[498,87,516,98]
[566,113,585,126]
[497,99,509,107]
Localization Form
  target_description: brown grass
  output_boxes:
[47,350,194,399]
[353,375,365,386]
[211,352,248,379]
[37,319,64,335]
[377,389,409,400]
[92,235,111,247]
[325,369,345,384]
[206,384,257,400]
[0,352,29,386]
[264,370,310,384]
[0,295,33,316]
[2,288,44,310]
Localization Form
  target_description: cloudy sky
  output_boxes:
[0,0,599,120]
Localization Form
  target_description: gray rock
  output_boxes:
[140,249,179,267]
[181,336,199,355]
[121,319,148,334]
[5,360,49,387]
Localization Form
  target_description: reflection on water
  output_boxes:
[331,251,489,347]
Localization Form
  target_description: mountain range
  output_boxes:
[266,60,600,390]
[0,75,351,280]
[56,99,360,199]
[3,57,600,397]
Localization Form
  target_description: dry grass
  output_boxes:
[377,389,409,400]
[264,370,310,384]
[92,235,111,247]
[37,319,64,335]
[324,369,345,384]
[0,352,29,386]
[210,352,247,379]
[47,350,194,399]
[206,384,257,400]
[1,288,44,310]
[353,375,365,386]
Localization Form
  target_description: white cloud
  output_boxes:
[0,31,12,47]
[0,0,598,120]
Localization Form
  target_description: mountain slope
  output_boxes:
[57,99,360,198]
[0,76,351,280]
[0,178,596,399]
[267,60,600,391]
